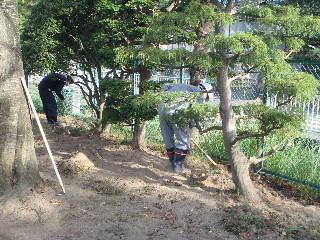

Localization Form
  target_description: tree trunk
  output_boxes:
[190,19,213,86]
[0,0,40,194]
[95,101,105,131]
[132,120,147,150]
[190,42,207,86]
[132,66,152,149]
[100,122,112,138]
[189,67,202,86]
[218,61,261,202]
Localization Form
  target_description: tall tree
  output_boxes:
[210,2,319,201]
[146,0,320,201]
[21,0,111,125]
[21,0,156,129]
[0,0,40,193]
[97,0,157,147]
[144,0,231,85]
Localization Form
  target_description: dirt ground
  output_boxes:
[0,115,319,240]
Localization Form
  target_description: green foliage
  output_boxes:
[18,0,39,25]
[266,71,319,99]
[139,79,164,92]
[116,45,194,69]
[306,48,320,60]
[144,117,165,151]
[56,89,73,116]
[239,3,320,58]
[239,5,320,39]
[102,78,133,125]
[21,0,156,74]
[146,0,231,44]
[285,0,320,16]
[198,120,320,196]
[28,84,43,112]
[102,78,164,125]
[138,0,232,74]
[208,32,270,75]
[238,103,303,137]
[265,137,320,197]
[131,90,163,120]
[170,102,219,127]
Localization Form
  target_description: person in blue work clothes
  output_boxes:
[38,73,74,127]
[158,82,213,173]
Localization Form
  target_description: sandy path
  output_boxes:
[0,116,319,240]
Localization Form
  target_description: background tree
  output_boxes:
[114,0,229,147]
[145,0,320,201]
[21,0,156,128]
[282,0,320,61]
[284,0,319,15]
[0,0,40,193]
[102,79,163,148]
[97,0,157,147]
[21,0,113,125]
[143,0,231,85]
[209,3,319,201]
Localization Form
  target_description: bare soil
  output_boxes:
[0,115,319,240]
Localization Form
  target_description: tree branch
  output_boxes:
[233,125,283,144]
[164,0,181,12]
[229,72,250,83]
[285,50,296,59]
[276,97,293,108]
[249,141,291,165]
[200,125,223,134]
[228,50,254,61]
[191,139,220,166]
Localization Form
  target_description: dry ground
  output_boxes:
[0,115,319,240]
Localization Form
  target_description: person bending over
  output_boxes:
[158,82,213,173]
[38,73,74,127]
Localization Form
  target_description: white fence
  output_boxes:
[267,94,320,137]
[131,73,190,95]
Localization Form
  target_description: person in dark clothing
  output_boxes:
[38,73,74,126]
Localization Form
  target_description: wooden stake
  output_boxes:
[191,139,219,166]
[21,78,66,194]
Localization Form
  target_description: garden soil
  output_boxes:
[0,115,319,240]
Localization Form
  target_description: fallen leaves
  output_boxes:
[49,199,62,205]
[144,206,178,228]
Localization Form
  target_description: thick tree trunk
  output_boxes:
[95,101,105,130]
[230,143,261,201]
[132,120,147,150]
[0,0,40,193]
[218,62,261,202]
[100,122,112,137]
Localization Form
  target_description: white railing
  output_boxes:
[267,94,320,134]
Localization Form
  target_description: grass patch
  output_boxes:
[222,205,320,240]
[264,138,320,197]
[109,124,133,144]
[145,118,166,152]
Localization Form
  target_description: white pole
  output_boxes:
[21,78,66,194]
